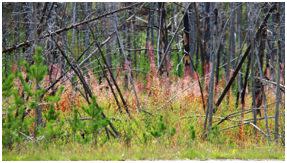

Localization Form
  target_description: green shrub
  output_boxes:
[2,46,63,148]
[189,125,196,141]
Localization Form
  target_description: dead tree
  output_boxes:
[183,9,192,78]
[52,36,120,138]
[2,3,143,54]
[213,3,277,113]
[157,2,170,76]
[274,3,281,142]
[23,2,36,63]
[203,6,218,137]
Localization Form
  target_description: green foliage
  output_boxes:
[207,126,225,144]
[2,46,63,148]
[68,97,109,144]
[189,125,196,141]
[171,51,183,77]
[147,115,176,139]
[46,86,64,103]
[68,109,83,136]
[2,65,30,147]
[82,97,109,132]
[29,47,48,83]
[2,73,15,97]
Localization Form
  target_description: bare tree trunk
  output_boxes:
[60,3,68,74]
[105,3,114,79]
[13,3,21,62]
[183,10,192,78]
[254,27,271,141]
[84,3,92,53]
[215,4,226,88]
[248,3,258,137]
[113,9,142,112]
[204,6,218,136]
[274,4,281,142]
[194,3,204,76]
[229,3,236,69]
[239,54,251,141]
[35,83,43,134]
[279,3,285,81]
[188,5,196,76]
[124,2,133,89]
[157,3,170,76]
[23,2,36,63]
[71,2,77,49]
[203,2,211,77]
[151,3,155,47]
[145,4,151,51]
[236,2,243,108]
[156,3,162,69]
[172,5,181,77]
[131,8,137,77]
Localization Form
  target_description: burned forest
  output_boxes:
[2,2,285,160]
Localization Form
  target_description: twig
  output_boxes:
[3,2,143,53]
[18,131,33,141]
[220,116,275,135]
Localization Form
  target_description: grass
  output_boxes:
[2,70,285,161]
[3,140,284,160]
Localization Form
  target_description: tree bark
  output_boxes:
[274,3,281,142]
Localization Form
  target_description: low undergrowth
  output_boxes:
[3,141,284,160]
[2,49,285,160]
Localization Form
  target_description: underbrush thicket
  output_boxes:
[2,47,285,160]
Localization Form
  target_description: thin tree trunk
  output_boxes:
[203,6,218,136]
[105,3,113,71]
[84,2,91,54]
[274,9,281,142]
[23,2,35,63]
[247,3,258,137]
[35,83,43,136]
[203,2,211,77]
[71,2,77,49]
[157,3,169,76]
[53,36,120,138]
[255,37,271,142]
[183,10,192,78]
[235,2,243,108]
[238,53,251,141]
[113,11,142,112]
[13,3,20,62]
[188,5,196,76]
[274,3,282,142]
[229,3,236,69]
[156,3,162,69]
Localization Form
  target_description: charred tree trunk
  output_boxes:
[183,10,192,78]
[157,2,170,76]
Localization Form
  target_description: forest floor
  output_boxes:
[2,141,284,160]
[2,77,285,160]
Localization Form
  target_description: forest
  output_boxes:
[2,2,285,160]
